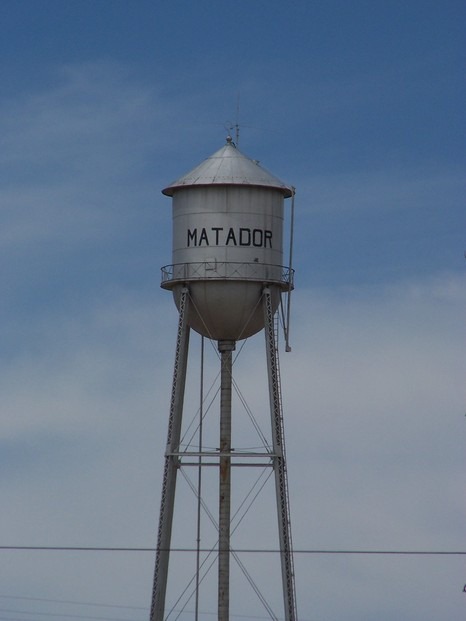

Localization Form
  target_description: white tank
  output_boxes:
[161,138,292,341]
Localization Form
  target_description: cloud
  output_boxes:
[2,267,464,617]
[1,60,464,620]
[280,274,465,619]
[300,167,465,215]
[0,61,166,248]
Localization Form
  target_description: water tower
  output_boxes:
[150,137,297,621]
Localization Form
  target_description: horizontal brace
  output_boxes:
[167,451,276,458]
[178,462,275,468]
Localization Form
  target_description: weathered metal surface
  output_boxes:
[263,288,298,621]
[150,288,191,621]
[217,339,235,621]
[154,142,297,620]
[161,142,292,340]
[162,139,292,197]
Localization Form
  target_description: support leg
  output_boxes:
[263,288,297,621]
[150,288,190,621]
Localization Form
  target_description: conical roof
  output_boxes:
[162,138,292,197]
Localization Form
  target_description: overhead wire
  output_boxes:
[178,467,279,619]
[178,469,271,613]
[0,600,298,621]
[0,595,145,610]
[1,546,465,555]
[0,608,139,621]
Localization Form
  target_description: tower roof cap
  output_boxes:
[162,139,292,197]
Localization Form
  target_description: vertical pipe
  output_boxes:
[217,339,235,621]
[195,336,204,621]
[285,187,295,352]
[150,288,190,621]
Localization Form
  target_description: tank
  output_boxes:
[161,137,293,341]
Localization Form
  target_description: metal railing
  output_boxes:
[161,261,294,288]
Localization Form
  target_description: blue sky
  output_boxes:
[1,1,465,620]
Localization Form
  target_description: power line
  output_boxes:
[0,594,145,610]
[1,545,465,555]
[0,596,306,621]
[0,610,139,621]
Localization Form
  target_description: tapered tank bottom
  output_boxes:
[171,281,282,341]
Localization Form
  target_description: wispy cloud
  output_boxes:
[1,58,464,619]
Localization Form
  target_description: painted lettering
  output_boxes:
[186,227,273,248]
[239,228,251,246]
[225,227,237,245]
[198,227,209,245]
[212,227,223,244]
[187,229,197,247]
[252,228,263,247]
[264,230,272,248]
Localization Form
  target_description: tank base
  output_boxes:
[170,280,282,341]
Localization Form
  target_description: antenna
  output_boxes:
[225,93,241,146]
[235,92,241,146]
